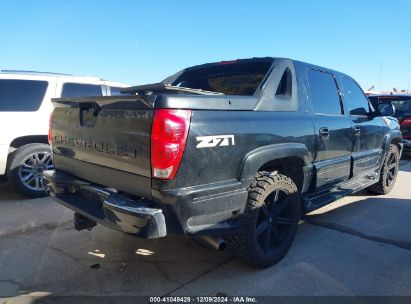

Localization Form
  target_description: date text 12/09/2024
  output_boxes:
[149,297,257,303]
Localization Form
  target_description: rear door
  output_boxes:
[307,69,354,189]
[339,77,385,178]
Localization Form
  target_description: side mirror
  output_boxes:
[377,102,395,116]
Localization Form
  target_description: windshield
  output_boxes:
[369,96,411,117]
[169,59,273,96]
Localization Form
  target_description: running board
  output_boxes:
[302,174,378,213]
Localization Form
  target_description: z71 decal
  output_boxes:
[196,135,235,148]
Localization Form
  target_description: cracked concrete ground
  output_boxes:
[0,160,411,302]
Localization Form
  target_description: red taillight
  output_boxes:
[401,118,411,125]
[151,109,192,180]
[48,112,53,144]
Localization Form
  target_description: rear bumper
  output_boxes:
[43,170,166,238]
[44,169,249,237]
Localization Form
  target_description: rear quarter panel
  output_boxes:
[167,110,316,189]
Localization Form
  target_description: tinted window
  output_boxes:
[170,60,273,95]
[389,98,411,117]
[341,77,369,115]
[205,74,266,95]
[276,68,292,97]
[307,70,342,115]
[109,86,127,96]
[368,96,411,118]
[0,79,48,111]
[61,83,102,98]
[367,96,378,108]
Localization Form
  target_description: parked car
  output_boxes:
[368,94,411,154]
[44,58,402,267]
[0,70,128,197]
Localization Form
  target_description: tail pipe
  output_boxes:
[199,236,227,251]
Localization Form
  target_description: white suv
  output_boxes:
[0,70,129,198]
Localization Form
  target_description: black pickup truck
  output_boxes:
[44,58,402,267]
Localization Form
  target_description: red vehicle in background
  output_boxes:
[368,94,411,155]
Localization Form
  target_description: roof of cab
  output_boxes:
[174,57,355,80]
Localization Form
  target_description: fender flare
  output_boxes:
[382,130,402,152]
[379,130,403,169]
[238,143,312,191]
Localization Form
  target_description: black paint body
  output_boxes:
[45,58,402,237]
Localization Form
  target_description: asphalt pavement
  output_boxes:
[1,160,411,302]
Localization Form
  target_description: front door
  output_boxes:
[339,76,385,178]
[307,69,354,189]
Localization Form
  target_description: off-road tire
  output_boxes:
[7,143,52,198]
[366,144,400,195]
[227,172,301,268]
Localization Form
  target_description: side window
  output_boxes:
[109,86,127,96]
[307,70,342,115]
[367,96,379,109]
[61,83,102,98]
[0,79,48,111]
[341,77,369,116]
[276,68,292,97]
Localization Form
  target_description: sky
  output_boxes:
[0,0,410,91]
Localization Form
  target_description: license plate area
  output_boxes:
[75,185,108,207]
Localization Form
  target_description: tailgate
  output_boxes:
[50,96,154,194]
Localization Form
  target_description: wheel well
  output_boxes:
[258,157,305,191]
[7,136,49,169]
[391,137,402,152]
[9,136,49,150]
[3,136,49,179]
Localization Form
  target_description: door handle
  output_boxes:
[353,126,361,136]
[319,127,330,138]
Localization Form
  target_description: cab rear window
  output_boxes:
[170,60,273,95]
[0,79,48,111]
[206,74,266,95]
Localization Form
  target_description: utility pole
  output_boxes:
[379,62,383,91]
